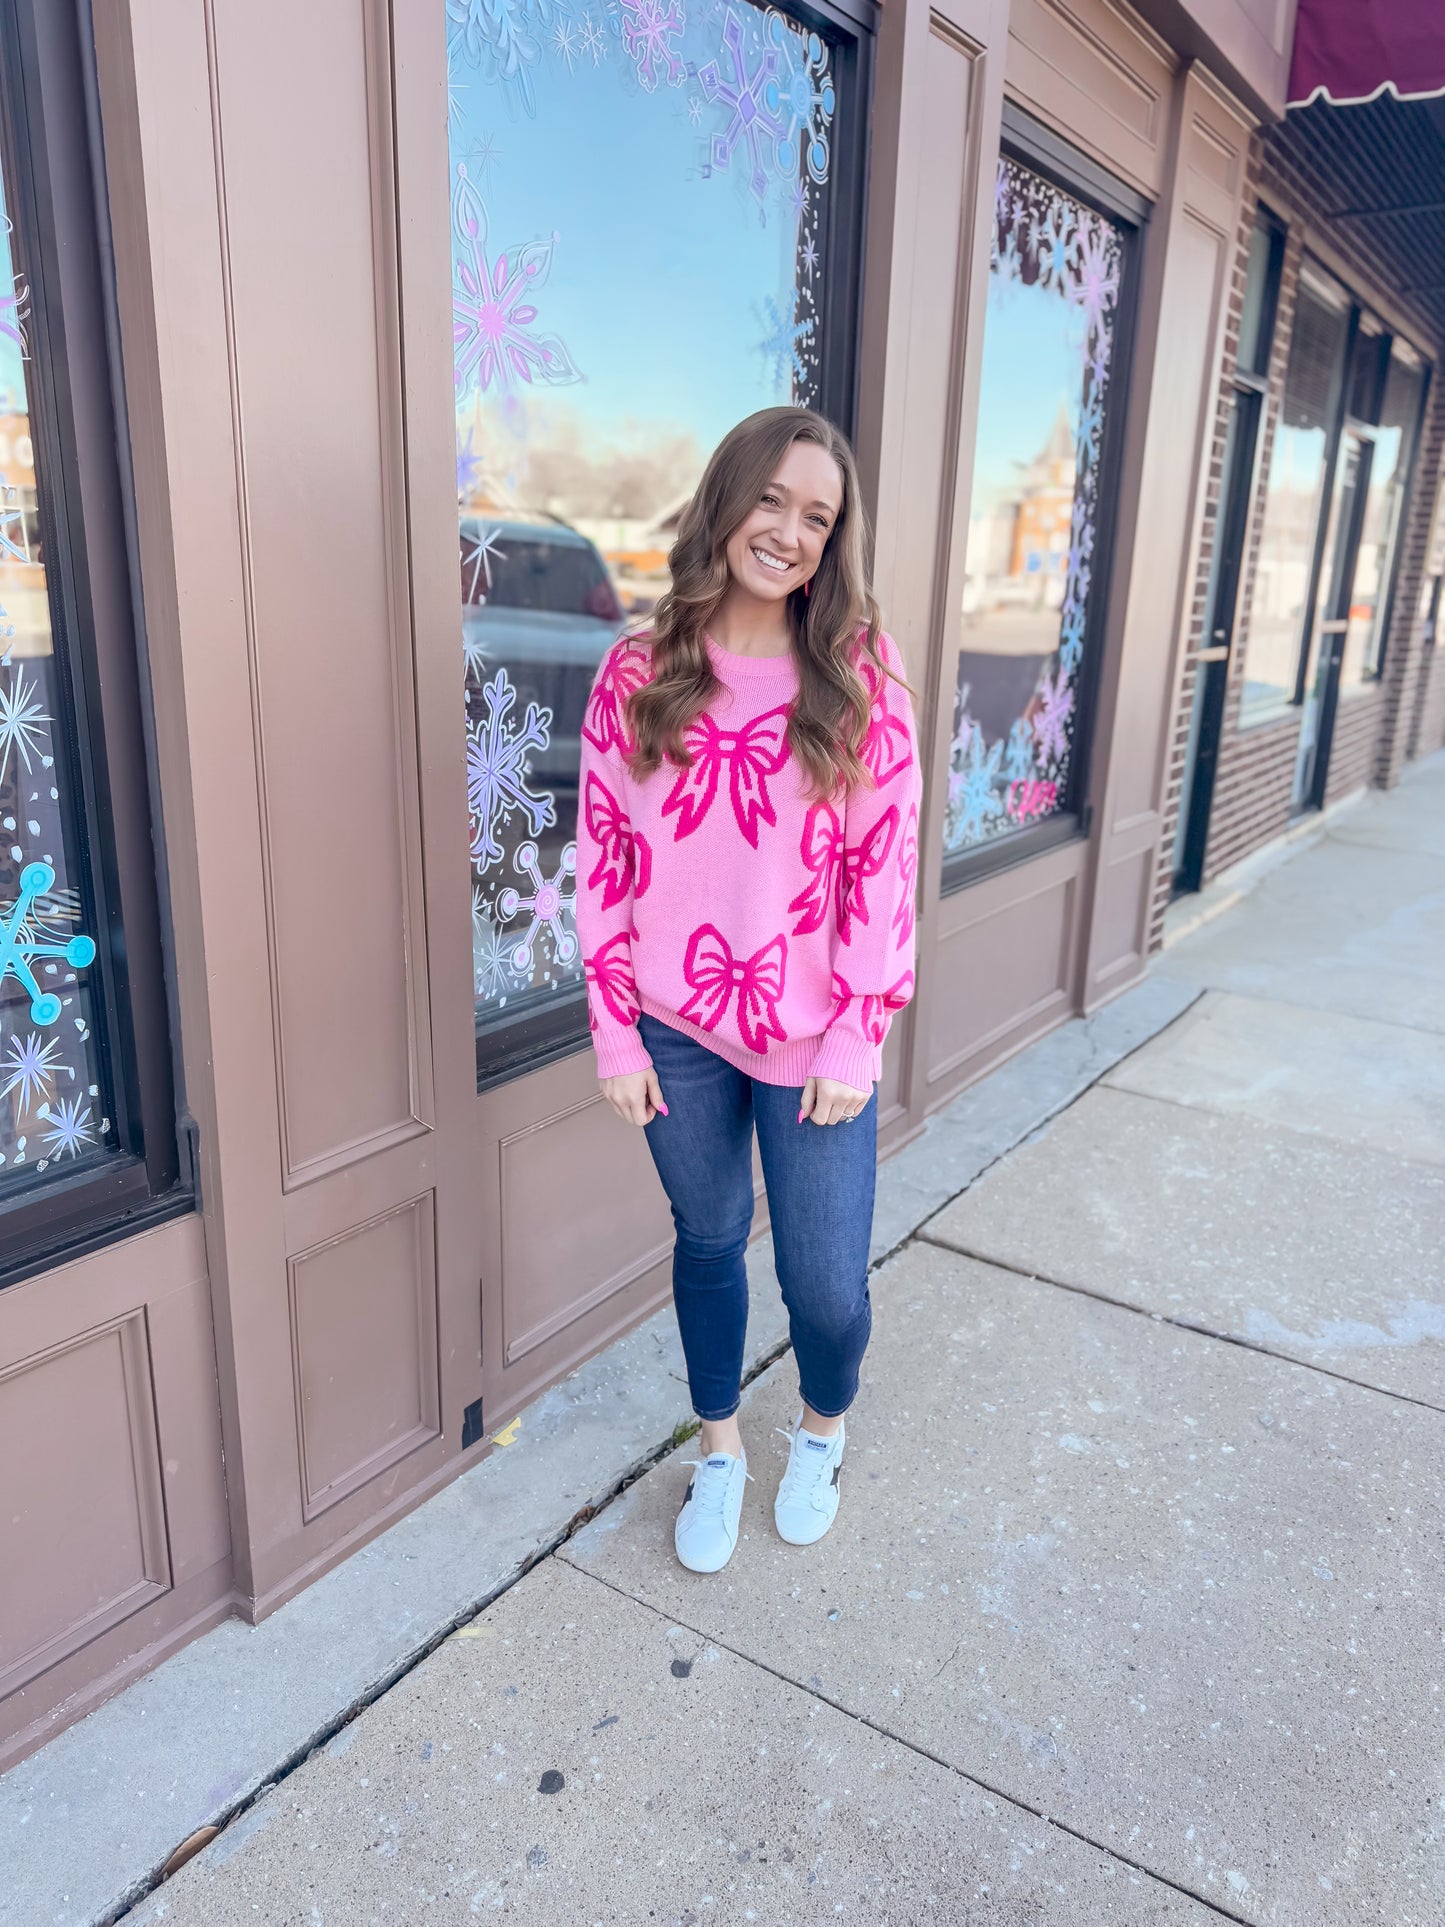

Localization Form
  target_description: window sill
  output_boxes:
[941,811,1086,896]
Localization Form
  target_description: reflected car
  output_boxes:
[461,511,626,789]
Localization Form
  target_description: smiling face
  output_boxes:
[723,437,845,605]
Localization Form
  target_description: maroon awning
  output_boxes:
[1289,0,1445,107]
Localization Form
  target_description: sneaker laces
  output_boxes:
[681,1455,752,1520]
[774,1425,835,1510]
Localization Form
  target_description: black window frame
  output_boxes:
[0,0,188,1288]
[472,0,878,1094]
[1173,204,1285,891]
[940,101,1146,899]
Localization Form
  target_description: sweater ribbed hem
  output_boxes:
[635,994,879,1092]
[591,1024,654,1079]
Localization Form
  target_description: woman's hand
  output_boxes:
[601,1067,667,1126]
[799,1075,871,1127]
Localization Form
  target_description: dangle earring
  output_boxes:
[804,576,811,598]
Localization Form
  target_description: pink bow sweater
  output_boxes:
[576,628,922,1094]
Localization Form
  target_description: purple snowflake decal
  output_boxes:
[497,840,578,973]
[451,164,582,399]
[467,668,557,869]
[1032,668,1074,768]
[698,9,787,205]
[620,0,688,91]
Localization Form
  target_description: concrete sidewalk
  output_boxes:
[34,758,1445,1925]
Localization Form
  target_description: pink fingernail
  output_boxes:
[657,1100,669,1116]
[797,1109,805,1123]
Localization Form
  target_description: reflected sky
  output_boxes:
[972,273,1085,512]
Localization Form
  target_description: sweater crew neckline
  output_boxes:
[704,632,799,683]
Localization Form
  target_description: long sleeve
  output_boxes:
[808,632,923,1093]
[576,654,654,1080]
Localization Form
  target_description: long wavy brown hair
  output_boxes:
[624,408,907,800]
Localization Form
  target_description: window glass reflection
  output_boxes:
[1240,269,1349,719]
[1340,347,1424,690]
[941,156,1126,860]
[0,167,113,1187]
[446,0,841,1033]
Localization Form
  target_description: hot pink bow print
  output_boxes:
[680,924,788,1053]
[832,968,914,1044]
[859,652,914,787]
[789,802,898,942]
[662,706,791,846]
[584,772,651,911]
[893,802,918,948]
[584,932,640,1030]
[582,640,651,757]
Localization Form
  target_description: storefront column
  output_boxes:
[1080,62,1256,1004]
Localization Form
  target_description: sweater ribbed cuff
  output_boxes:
[807,1027,882,1095]
[593,1024,654,1080]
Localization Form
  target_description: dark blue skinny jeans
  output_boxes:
[638,1009,877,1422]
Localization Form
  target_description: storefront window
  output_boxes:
[446,0,858,1070]
[941,154,1127,863]
[1339,342,1426,691]
[0,155,111,1188]
[1239,267,1349,720]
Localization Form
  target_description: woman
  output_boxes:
[576,407,922,1575]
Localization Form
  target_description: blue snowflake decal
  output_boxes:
[448,0,543,117]
[0,862,96,1027]
[467,669,557,869]
[758,290,813,391]
[947,731,1004,846]
[765,15,835,185]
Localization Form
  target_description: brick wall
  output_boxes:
[1147,112,1445,950]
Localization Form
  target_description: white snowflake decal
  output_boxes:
[1,1030,64,1112]
[473,905,524,1002]
[466,669,557,869]
[578,10,608,63]
[40,1094,94,1159]
[496,841,578,973]
[620,0,687,91]
[0,664,51,780]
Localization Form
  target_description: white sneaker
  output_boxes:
[773,1413,845,1546]
[674,1450,751,1573]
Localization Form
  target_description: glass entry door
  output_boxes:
[1293,429,1373,810]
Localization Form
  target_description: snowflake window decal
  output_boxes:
[466,668,557,870]
[944,156,1125,857]
[620,0,688,91]
[447,0,845,1020]
[496,841,578,973]
[451,164,582,399]
[697,9,788,206]
[0,863,97,1027]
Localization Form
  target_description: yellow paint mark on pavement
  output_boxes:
[491,1415,521,1447]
